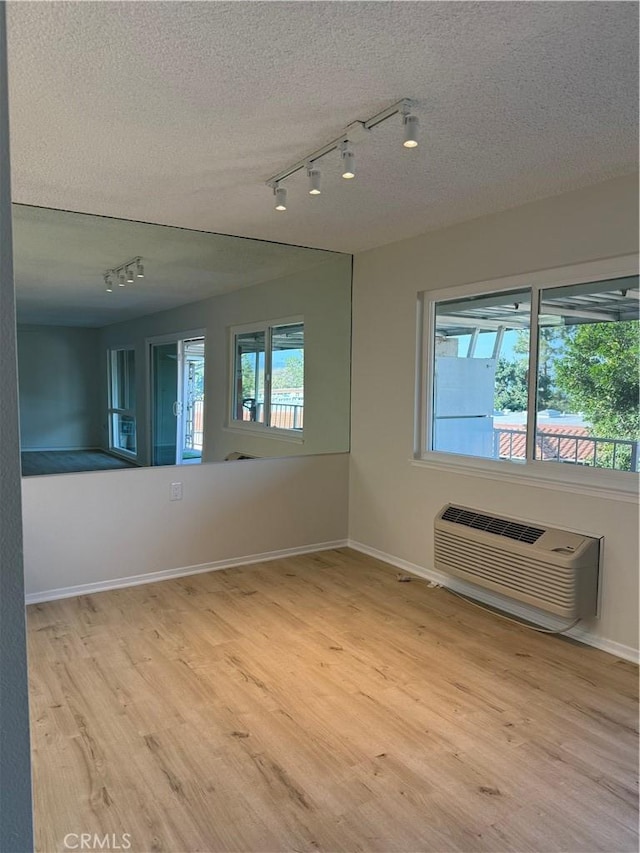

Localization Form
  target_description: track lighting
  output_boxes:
[274,185,287,211]
[265,99,418,211]
[102,257,145,293]
[341,144,355,179]
[307,167,321,195]
[403,114,419,148]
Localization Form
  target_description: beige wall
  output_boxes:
[22,452,349,597]
[100,255,351,464]
[349,174,640,657]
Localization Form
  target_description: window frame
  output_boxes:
[107,345,138,459]
[227,315,304,441]
[415,254,639,500]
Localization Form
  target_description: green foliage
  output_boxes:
[241,353,256,397]
[494,359,528,412]
[494,357,560,413]
[272,353,304,390]
[554,321,640,440]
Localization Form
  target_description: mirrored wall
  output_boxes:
[13,205,352,476]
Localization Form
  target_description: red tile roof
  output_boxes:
[497,424,594,463]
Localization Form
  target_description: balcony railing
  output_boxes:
[495,428,640,472]
[239,401,304,430]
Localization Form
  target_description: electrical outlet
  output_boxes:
[170,482,183,501]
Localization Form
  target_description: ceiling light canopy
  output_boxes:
[265,98,418,212]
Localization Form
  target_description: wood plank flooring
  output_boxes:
[27,548,638,853]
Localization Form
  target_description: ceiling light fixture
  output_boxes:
[102,257,145,293]
[265,98,417,211]
[307,167,321,195]
[402,114,419,148]
[340,143,355,180]
[273,184,287,211]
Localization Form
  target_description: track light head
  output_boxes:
[274,184,287,211]
[104,274,113,293]
[136,259,144,278]
[341,143,355,179]
[307,167,321,195]
[125,266,134,283]
[118,272,126,287]
[403,114,419,148]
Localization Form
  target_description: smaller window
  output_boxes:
[231,319,304,433]
[109,347,137,456]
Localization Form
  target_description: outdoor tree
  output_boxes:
[494,357,558,413]
[553,320,640,439]
[272,352,304,390]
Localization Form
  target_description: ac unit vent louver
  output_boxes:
[435,504,600,620]
[441,505,545,544]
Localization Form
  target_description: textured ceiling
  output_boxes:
[13,205,340,327]
[6,1,639,254]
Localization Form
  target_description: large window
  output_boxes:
[108,347,137,456]
[231,319,304,433]
[420,269,639,478]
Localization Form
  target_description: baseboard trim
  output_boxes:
[347,540,639,665]
[25,539,349,605]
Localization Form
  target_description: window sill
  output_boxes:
[223,424,304,444]
[411,453,639,504]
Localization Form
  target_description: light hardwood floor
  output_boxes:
[27,548,638,853]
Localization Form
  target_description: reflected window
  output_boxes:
[109,347,137,456]
[231,319,304,433]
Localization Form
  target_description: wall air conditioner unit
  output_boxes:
[434,504,600,619]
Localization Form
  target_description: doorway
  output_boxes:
[150,333,206,466]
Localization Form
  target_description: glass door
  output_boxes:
[150,335,205,466]
[151,341,179,466]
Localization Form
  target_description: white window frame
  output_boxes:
[415,254,639,502]
[108,345,137,460]
[227,315,304,442]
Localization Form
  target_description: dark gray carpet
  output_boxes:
[21,450,137,477]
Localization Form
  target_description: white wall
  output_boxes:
[17,324,101,450]
[349,174,640,658]
[22,452,349,597]
[100,255,351,464]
